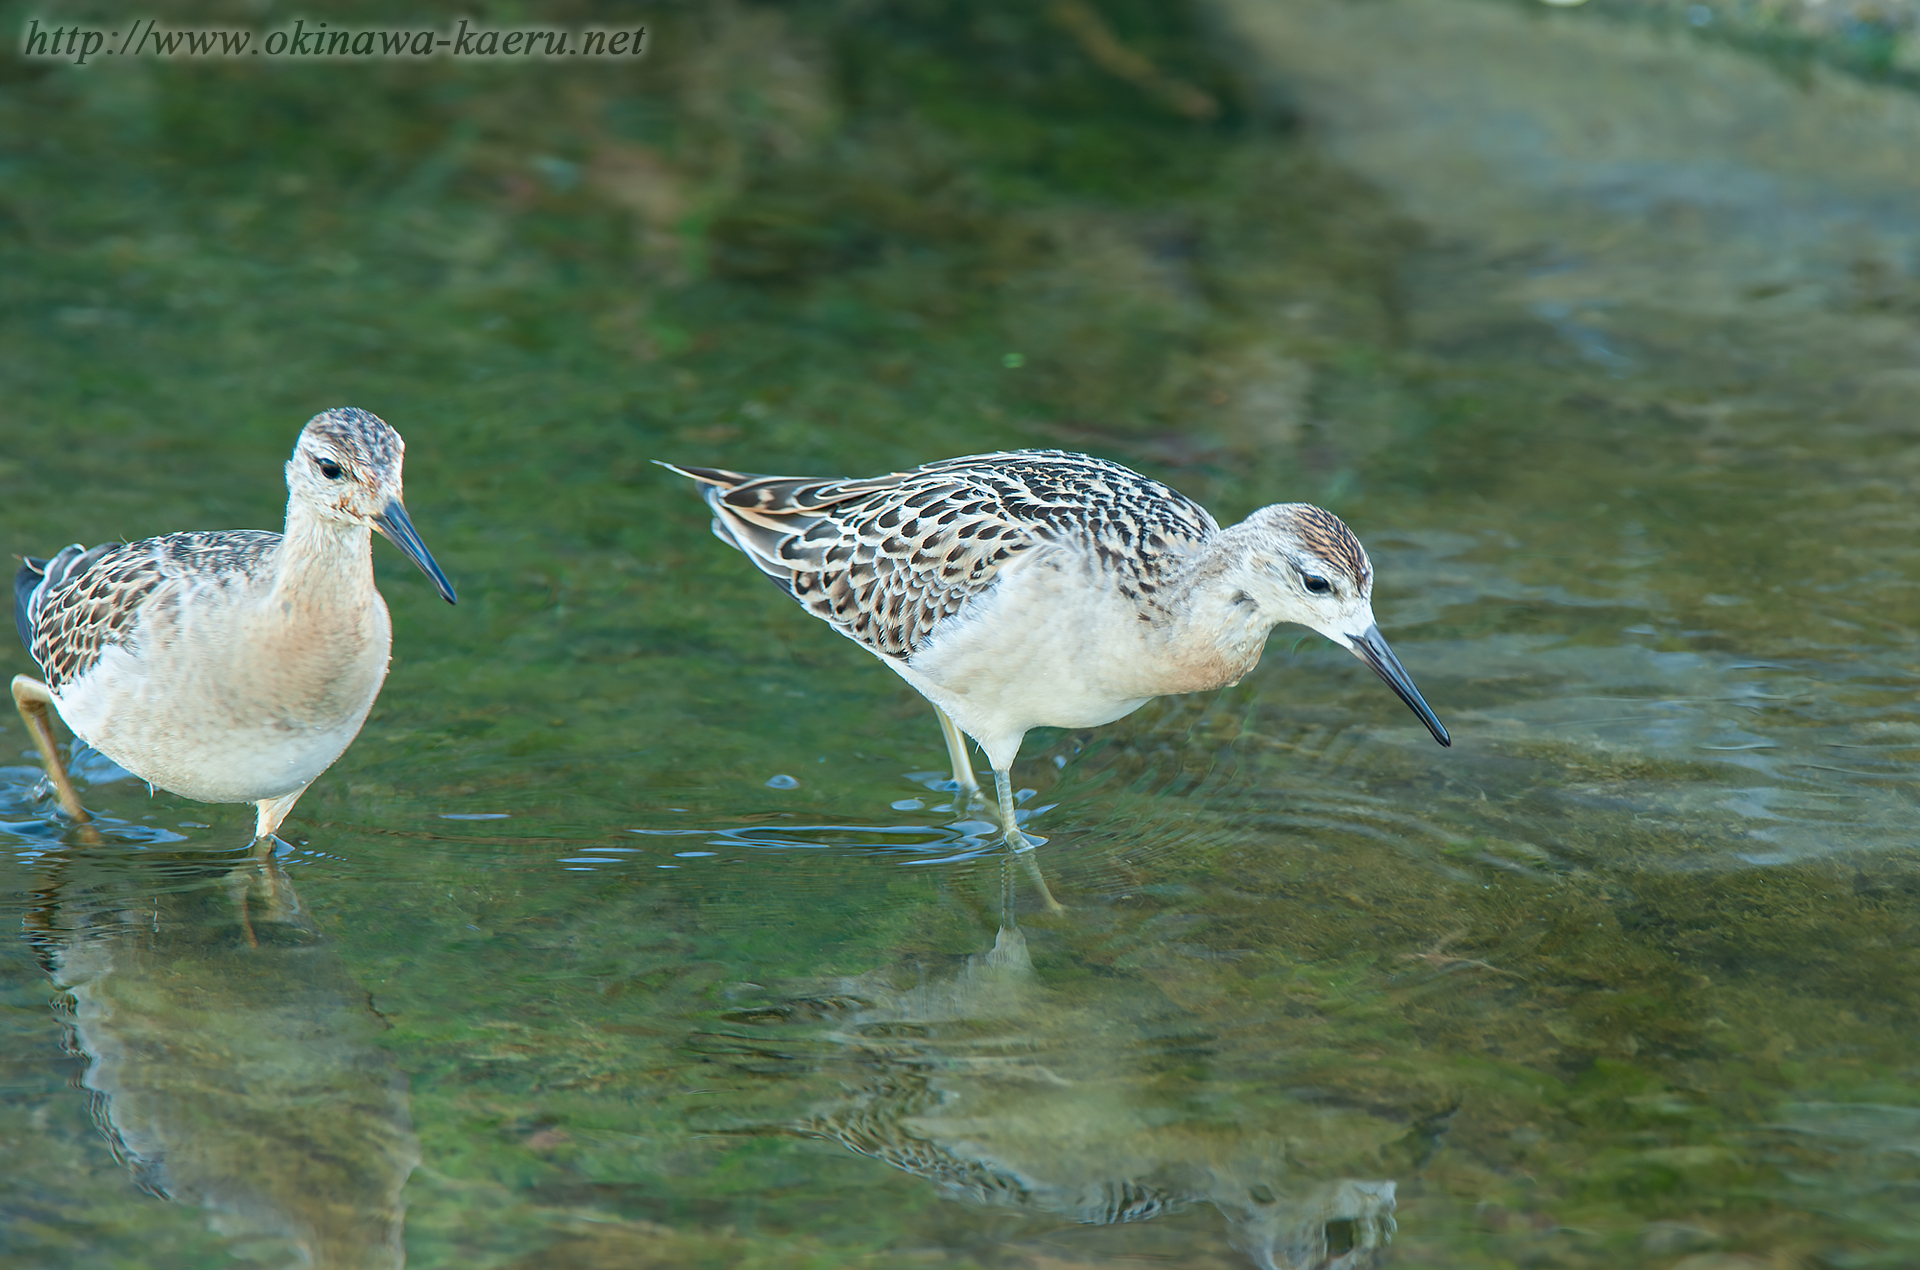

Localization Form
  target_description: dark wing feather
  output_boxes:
[21,531,281,691]
[661,450,1218,659]
[14,555,53,674]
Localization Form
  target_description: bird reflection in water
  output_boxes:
[25,846,419,1270]
[705,920,1452,1270]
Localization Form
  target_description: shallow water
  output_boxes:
[3,1,1920,1266]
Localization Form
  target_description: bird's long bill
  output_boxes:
[1347,624,1450,747]
[372,498,457,605]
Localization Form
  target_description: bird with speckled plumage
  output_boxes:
[12,408,457,845]
[663,449,1449,866]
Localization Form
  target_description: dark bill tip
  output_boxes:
[1347,623,1450,747]
[372,498,457,605]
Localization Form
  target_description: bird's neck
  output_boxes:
[270,498,378,612]
[1139,522,1281,693]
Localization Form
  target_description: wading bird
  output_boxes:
[664,450,1448,857]
[12,408,456,845]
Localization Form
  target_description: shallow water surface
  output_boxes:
[3,1,1920,1266]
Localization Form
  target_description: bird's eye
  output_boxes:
[1302,573,1333,595]
[314,457,345,480]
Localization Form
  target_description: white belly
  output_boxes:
[52,595,392,805]
[890,557,1166,770]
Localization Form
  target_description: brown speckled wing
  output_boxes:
[665,450,1218,659]
[23,531,281,690]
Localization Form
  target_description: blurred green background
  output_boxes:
[5,0,1920,1266]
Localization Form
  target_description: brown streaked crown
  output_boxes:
[300,408,404,474]
[1292,505,1371,589]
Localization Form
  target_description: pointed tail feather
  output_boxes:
[14,556,48,674]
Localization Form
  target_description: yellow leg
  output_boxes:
[226,848,303,942]
[932,704,981,801]
[252,784,310,855]
[994,767,1063,913]
[1019,851,1065,914]
[11,675,90,825]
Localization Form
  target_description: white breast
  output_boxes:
[53,586,393,805]
[888,553,1169,770]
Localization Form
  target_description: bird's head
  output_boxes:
[286,407,456,604]
[1236,504,1448,746]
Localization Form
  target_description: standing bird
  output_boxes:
[11,408,457,844]
[663,450,1448,853]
